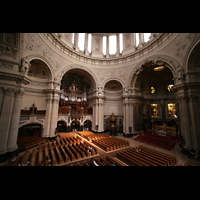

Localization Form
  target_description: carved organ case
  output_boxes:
[59,81,91,119]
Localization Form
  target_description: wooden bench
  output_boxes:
[52,140,64,165]
[29,149,37,166]
[37,144,43,166]
[64,145,76,162]
[47,140,57,166]
[58,143,70,163]
[139,145,177,165]
[25,138,46,149]
[105,155,124,166]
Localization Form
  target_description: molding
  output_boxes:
[39,33,179,67]
[0,71,30,85]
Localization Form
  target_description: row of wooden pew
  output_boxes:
[5,136,98,166]
[70,155,124,166]
[92,136,130,152]
[184,161,200,166]
[17,136,46,150]
[76,131,109,142]
[116,145,177,166]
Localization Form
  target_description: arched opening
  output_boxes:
[57,120,67,133]
[131,60,178,135]
[28,59,52,80]
[103,80,123,133]
[84,120,92,131]
[17,123,43,151]
[59,68,96,120]
[188,41,200,70]
[71,120,80,131]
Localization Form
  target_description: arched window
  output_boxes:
[136,33,140,47]
[144,33,151,43]
[103,36,107,55]
[109,35,117,55]
[72,33,75,44]
[88,33,92,53]
[78,33,85,51]
[119,33,123,53]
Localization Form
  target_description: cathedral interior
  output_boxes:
[1,33,200,166]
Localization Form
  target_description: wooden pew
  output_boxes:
[100,156,112,166]
[29,149,37,166]
[20,150,30,165]
[47,140,57,166]
[37,144,43,166]
[58,143,70,163]
[52,140,64,165]
[105,155,124,166]
[64,145,76,162]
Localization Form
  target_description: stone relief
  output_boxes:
[164,33,200,63]
[0,61,13,69]
[24,33,63,71]
[0,44,17,59]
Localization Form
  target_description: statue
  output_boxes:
[31,102,36,115]
[21,56,30,74]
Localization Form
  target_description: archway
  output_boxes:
[103,80,123,132]
[130,60,177,134]
[84,120,92,131]
[17,123,43,151]
[71,120,80,131]
[57,120,67,133]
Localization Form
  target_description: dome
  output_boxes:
[40,33,177,67]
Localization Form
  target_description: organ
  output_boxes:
[58,81,92,119]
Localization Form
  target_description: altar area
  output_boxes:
[133,132,179,150]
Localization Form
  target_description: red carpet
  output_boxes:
[133,133,179,150]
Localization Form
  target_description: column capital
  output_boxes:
[4,87,16,97]
[15,88,25,98]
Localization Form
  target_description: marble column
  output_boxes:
[129,103,133,134]
[49,95,60,137]
[95,100,99,131]
[133,102,143,134]
[161,101,166,124]
[123,100,126,133]
[0,88,15,154]
[43,94,53,137]
[7,88,24,152]
[178,96,192,148]
[98,98,104,132]
[116,33,119,56]
[85,33,89,55]
[188,94,200,150]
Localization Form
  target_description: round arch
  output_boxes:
[183,35,200,72]
[26,54,55,81]
[58,64,99,89]
[19,121,44,129]
[128,54,180,89]
[102,77,125,90]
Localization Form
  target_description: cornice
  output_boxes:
[38,33,179,67]
[0,71,30,85]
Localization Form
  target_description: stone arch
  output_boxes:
[26,54,55,81]
[58,64,99,89]
[102,77,125,90]
[19,121,44,129]
[184,35,200,72]
[128,54,181,89]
